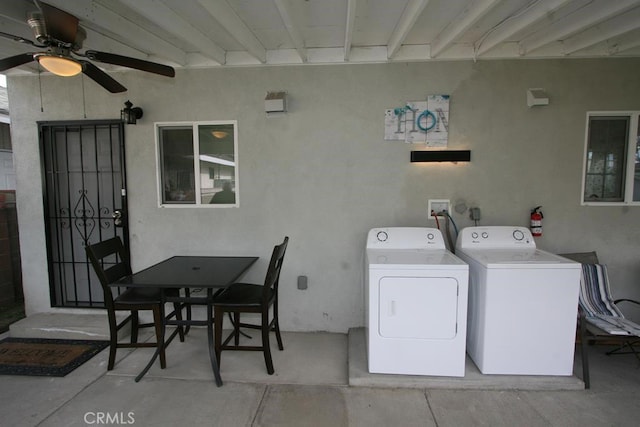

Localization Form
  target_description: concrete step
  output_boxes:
[348,327,585,390]
[9,312,129,341]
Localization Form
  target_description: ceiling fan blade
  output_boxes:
[0,31,38,47]
[38,1,79,45]
[84,50,175,77]
[81,61,127,93]
[0,53,35,72]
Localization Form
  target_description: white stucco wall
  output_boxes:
[8,58,640,332]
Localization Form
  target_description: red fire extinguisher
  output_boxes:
[530,206,543,237]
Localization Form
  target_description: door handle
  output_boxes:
[112,210,123,227]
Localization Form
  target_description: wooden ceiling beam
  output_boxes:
[125,0,226,64]
[274,0,306,63]
[430,0,500,58]
[519,0,640,55]
[387,0,429,59]
[43,0,188,65]
[474,0,573,57]
[562,6,640,54]
[197,0,267,63]
[343,0,357,61]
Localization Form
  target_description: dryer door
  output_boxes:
[379,276,458,339]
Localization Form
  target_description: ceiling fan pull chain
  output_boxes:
[38,64,43,112]
[81,74,86,118]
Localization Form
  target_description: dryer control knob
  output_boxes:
[427,233,434,240]
[481,232,489,239]
[471,232,479,239]
[376,231,388,242]
[513,230,525,241]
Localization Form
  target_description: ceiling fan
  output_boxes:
[0,0,175,93]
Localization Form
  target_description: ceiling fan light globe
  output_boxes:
[37,55,82,77]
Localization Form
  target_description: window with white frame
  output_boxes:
[582,112,640,205]
[156,121,238,207]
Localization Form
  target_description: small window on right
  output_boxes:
[582,112,640,205]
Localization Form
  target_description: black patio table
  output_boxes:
[110,255,258,386]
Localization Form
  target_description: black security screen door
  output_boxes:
[40,120,129,308]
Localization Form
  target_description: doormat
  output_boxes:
[0,337,109,377]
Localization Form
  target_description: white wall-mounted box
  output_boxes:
[265,91,287,113]
[527,88,549,107]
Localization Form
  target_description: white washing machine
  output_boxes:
[365,227,469,377]
[455,226,581,376]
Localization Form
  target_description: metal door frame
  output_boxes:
[39,120,129,308]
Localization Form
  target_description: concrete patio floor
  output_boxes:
[1,324,640,426]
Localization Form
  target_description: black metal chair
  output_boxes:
[561,252,640,389]
[213,236,288,374]
[85,237,186,370]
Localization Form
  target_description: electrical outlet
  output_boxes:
[428,199,450,217]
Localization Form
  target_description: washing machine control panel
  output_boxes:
[376,231,388,242]
[367,227,446,249]
[513,229,525,241]
[456,226,535,249]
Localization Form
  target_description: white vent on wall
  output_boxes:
[265,91,287,113]
[527,88,549,107]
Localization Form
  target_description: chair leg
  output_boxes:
[262,311,274,375]
[108,345,117,370]
[152,305,167,369]
[228,311,252,340]
[273,304,284,351]
[184,288,192,335]
[273,321,284,351]
[233,312,240,346]
[214,306,224,365]
[580,315,590,389]
[130,310,139,343]
[107,312,119,371]
[174,302,185,342]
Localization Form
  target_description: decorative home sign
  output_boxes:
[384,95,450,147]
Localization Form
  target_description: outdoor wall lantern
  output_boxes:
[121,100,143,124]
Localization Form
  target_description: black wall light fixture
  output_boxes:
[121,100,143,125]
[411,150,471,163]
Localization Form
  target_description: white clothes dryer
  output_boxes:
[365,227,469,377]
[455,226,581,376]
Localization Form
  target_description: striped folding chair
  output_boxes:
[578,263,640,347]
[562,252,640,389]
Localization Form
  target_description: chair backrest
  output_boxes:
[558,251,623,318]
[262,237,289,303]
[85,237,132,308]
[578,263,624,318]
[559,251,599,265]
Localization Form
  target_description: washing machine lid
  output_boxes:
[457,248,579,269]
[367,248,468,269]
